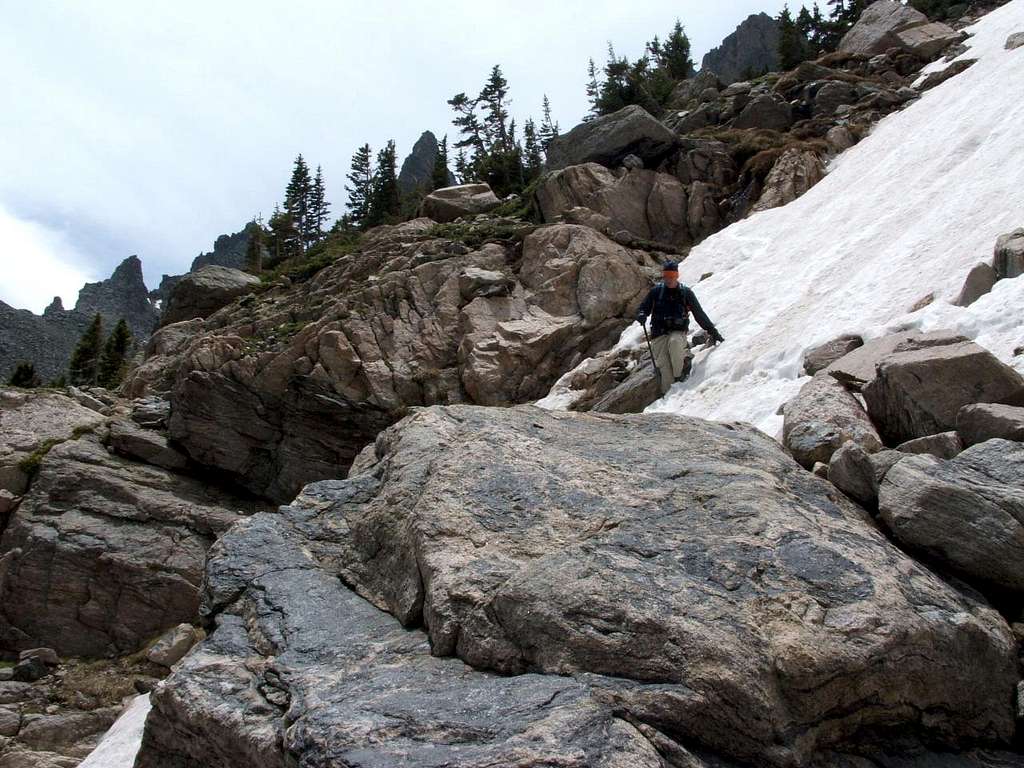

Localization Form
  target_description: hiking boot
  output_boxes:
[676,357,693,383]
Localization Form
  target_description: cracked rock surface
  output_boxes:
[137,405,1018,767]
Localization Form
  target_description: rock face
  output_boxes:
[537,163,691,247]
[0,388,106,497]
[0,432,258,657]
[419,183,501,222]
[545,105,677,171]
[958,403,1024,446]
[0,256,159,382]
[160,265,261,326]
[701,13,781,85]
[863,340,1024,445]
[398,130,455,194]
[783,372,883,468]
[994,228,1024,279]
[135,221,657,502]
[136,406,1017,767]
[879,439,1024,593]
[751,148,826,213]
[839,1,959,57]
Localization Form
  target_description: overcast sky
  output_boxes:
[0,0,790,313]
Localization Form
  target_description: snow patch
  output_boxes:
[543,1,1024,434]
[78,693,152,768]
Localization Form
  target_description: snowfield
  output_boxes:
[78,694,151,768]
[543,0,1024,437]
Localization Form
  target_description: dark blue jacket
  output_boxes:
[637,283,718,340]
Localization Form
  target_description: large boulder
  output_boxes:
[418,183,501,223]
[958,403,1024,446]
[783,372,883,469]
[953,262,998,307]
[863,340,1024,445]
[825,329,967,390]
[136,406,1017,767]
[536,163,691,246]
[161,266,260,326]
[0,435,259,656]
[154,221,657,502]
[545,105,677,171]
[731,94,793,131]
[122,318,205,398]
[879,439,1024,593]
[840,1,959,58]
[751,148,826,213]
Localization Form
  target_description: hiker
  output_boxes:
[636,260,724,395]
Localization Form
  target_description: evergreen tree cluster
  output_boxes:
[586,20,695,118]
[8,362,41,388]
[262,155,332,265]
[67,314,134,389]
[777,0,868,70]
[342,140,405,229]
[447,67,558,197]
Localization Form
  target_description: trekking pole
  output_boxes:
[641,320,660,380]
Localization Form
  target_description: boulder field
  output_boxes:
[136,405,1020,767]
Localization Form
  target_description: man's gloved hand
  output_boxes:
[708,329,725,346]
[636,311,648,325]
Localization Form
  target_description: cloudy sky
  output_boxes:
[0,0,790,313]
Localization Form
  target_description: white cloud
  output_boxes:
[0,0,793,292]
[0,204,94,314]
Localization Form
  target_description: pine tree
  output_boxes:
[366,140,400,227]
[479,65,512,151]
[652,20,694,80]
[454,148,471,183]
[778,6,804,70]
[431,135,451,190]
[98,319,132,389]
[308,165,330,244]
[345,144,374,228]
[267,204,300,264]
[539,95,559,148]
[8,362,40,388]
[68,314,103,386]
[448,92,487,176]
[585,59,601,117]
[523,119,544,182]
[284,154,313,250]
[245,216,266,274]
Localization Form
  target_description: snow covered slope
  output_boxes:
[553,2,1024,436]
[78,694,151,768]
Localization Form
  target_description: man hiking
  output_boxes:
[636,260,724,395]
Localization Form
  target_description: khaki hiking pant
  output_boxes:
[651,331,692,395]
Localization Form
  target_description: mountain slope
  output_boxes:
[647,0,1024,435]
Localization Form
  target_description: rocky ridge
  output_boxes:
[0,256,159,382]
[701,12,782,85]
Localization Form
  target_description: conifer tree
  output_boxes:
[309,165,330,243]
[523,119,543,182]
[284,155,313,251]
[454,148,471,183]
[345,144,374,229]
[479,66,512,151]
[68,314,103,386]
[539,95,559,148]
[8,362,40,388]
[267,205,300,264]
[366,140,400,227]
[431,135,451,190]
[777,6,805,70]
[585,59,602,118]
[98,319,132,389]
[448,92,487,176]
[650,20,694,80]
[245,216,266,274]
